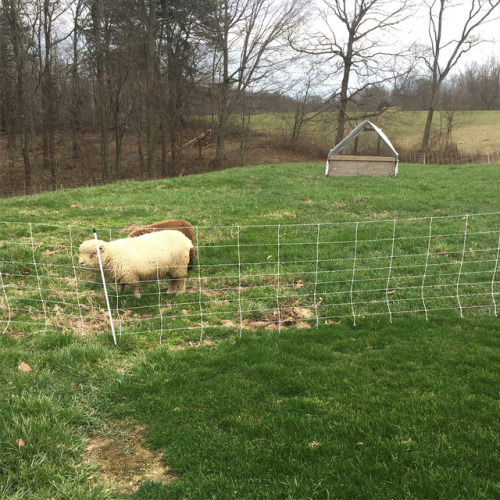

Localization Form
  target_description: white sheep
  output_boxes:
[79,230,193,298]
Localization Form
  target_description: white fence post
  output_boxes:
[93,229,117,345]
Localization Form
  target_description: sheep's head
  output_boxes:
[79,239,105,269]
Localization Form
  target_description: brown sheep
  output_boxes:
[128,219,195,270]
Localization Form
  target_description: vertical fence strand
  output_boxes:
[29,223,48,334]
[386,219,396,323]
[276,224,281,333]
[195,227,205,341]
[350,222,359,326]
[421,217,433,321]
[313,224,321,328]
[492,229,500,317]
[0,270,11,335]
[69,226,85,337]
[237,226,243,336]
[456,215,469,318]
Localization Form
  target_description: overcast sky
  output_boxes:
[405,1,499,55]
[394,1,499,67]
[312,1,499,67]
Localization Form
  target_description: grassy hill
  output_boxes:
[246,110,500,154]
[1,162,499,498]
[2,159,500,225]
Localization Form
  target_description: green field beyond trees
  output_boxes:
[1,162,499,499]
[249,110,500,154]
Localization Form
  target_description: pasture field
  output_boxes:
[249,110,500,153]
[0,162,499,498]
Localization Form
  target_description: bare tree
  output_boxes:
[157,0,202,177]
[35,0,70,186]
[68,0,86,160]
[88,0,111,182]
[291,0,414,144]
[144,0,158,179]
[202,0,307,168]
[3,0,33,194]
[459,57,500,110]
[287,64,330,151]
[420,0,500,153]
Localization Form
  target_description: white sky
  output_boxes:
[311,1,500,67]
[403,1,499,64]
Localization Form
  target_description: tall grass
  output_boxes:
[0,162,499,498]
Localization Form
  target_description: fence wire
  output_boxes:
[1,213,499,343]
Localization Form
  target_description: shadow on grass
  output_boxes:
[101,315,500,499]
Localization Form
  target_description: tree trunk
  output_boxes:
[335,52,353,145]
[91,0,110,182]
[145,0,158,179]
[421,85,439,153]
[70,1,84,159]
[214,18,230,169]
[215,91,229,168]
[41,0,56,186]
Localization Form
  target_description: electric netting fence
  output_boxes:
[1,213,499,344]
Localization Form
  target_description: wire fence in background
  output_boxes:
[1,213,499,343]
[398,151,500,165]
[0,152,499,199]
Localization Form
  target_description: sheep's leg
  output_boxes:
[168,265,188,294]
[130,283,141,299]
[176,278,186,294]
[119,283,126,294]
[168,279,186,294]
[167,278,179,294]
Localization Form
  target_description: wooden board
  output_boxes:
[327,155,397,177]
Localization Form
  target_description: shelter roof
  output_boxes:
[326,120,399,175]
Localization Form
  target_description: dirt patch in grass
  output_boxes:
[83,424,176,494]
[219,301,315,331]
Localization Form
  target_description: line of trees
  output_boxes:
[346,56,500,113]
[1,0,499,194]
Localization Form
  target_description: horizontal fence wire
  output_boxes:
[1,213,499,343]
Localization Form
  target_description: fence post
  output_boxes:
[0,270,11,335]
[93,229,117,345]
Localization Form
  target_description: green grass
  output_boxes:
[106,319,500,499]
[0,162,499,498]
[0,332,115,499]
[1,161,499,226]
[1,163,499,338]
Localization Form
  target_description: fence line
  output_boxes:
[1,152,499,199]
[398,151,500,165]
[1,213,499,343]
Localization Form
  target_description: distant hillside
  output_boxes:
[249,110,500,154]
[1,110,499,198]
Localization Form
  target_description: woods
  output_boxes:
[1,0,499,195]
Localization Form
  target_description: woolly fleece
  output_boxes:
[128,219,195,270]
[79,230,193,298]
